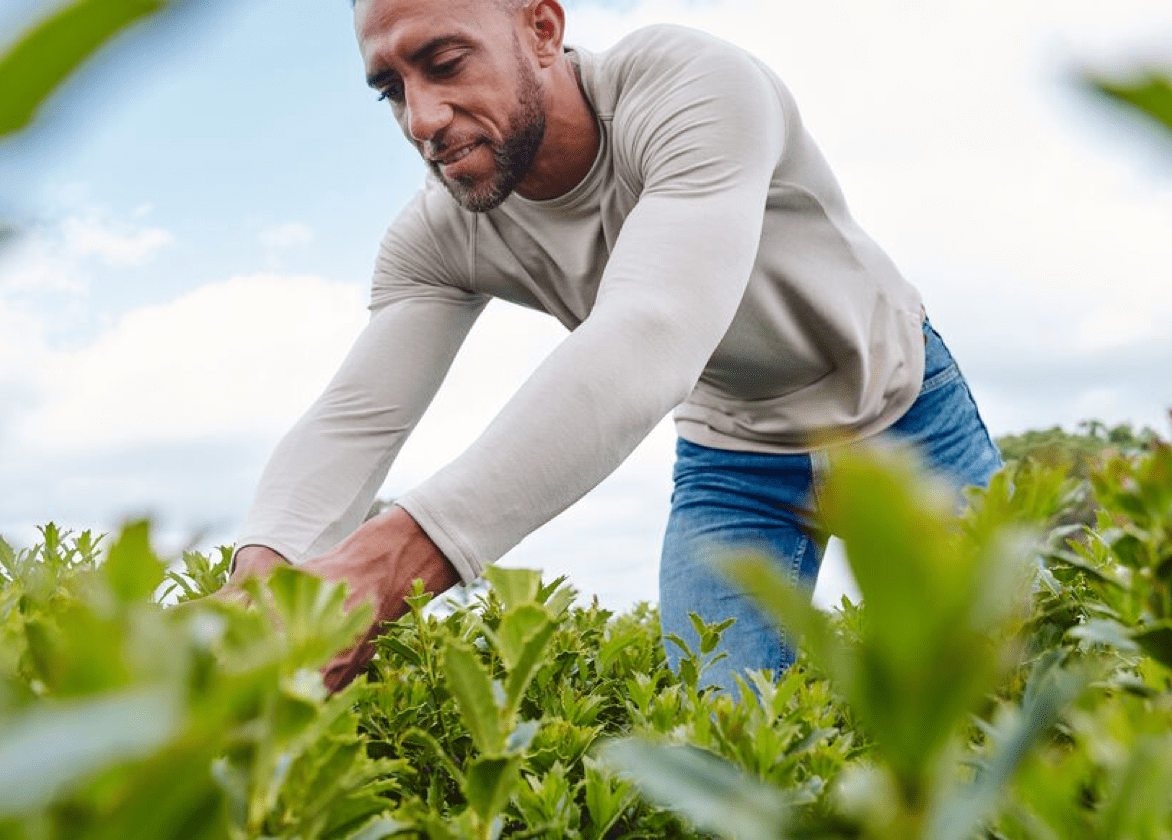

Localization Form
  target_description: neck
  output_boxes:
[515,55,599,201]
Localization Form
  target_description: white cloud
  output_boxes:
[0,266,370,551]
[0,204,175,301]
[259,222,314,251]
[17,273,368,450]
[0,224,87,296]
[61,213,173,266]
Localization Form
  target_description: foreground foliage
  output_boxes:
[2,424,1171,838]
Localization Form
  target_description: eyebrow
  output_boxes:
[366,34,470,88]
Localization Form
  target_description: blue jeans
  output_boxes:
[658,319,1003,693]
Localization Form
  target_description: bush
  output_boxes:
[2,429,1171,838]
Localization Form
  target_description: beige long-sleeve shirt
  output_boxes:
[236,25,925,582]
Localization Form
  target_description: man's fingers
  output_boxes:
[210,583,252,606]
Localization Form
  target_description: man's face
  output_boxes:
[355,0,547,212]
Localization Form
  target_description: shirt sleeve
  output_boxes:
[235,194,490,565]
[396,34,787,581]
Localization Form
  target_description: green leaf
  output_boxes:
[255,566,372,671]
[341,814,409,840]
[0,685,180,816]
[463,755,521,824]
[441,640,504,754]
[1131,620,1172,669]
[926,654,1089,840]
[484,566,541,612]
[497,614,558,720]
[401,728,466,785]
[493,604,550,670]
[599,739,796,840]
[597,632,638,673]
[103,520,164,603]
[0,0,167,137]
[582,755,635,840]
[1045,547,1126,590]
[377,635,423,667]
[1067,618,1141,653]
[1089,71,1172,139]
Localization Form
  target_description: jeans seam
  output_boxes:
[788,533,809,584]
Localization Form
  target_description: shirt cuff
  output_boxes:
[393,497,484,585]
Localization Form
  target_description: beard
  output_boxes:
[429,44,546,213]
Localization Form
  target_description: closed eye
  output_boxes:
[429,54,466,78]
[376,78,404,105]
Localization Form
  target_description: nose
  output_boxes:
[403,83,453,145]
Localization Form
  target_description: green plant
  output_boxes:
[602,438,1172,840]
[3,426,1171,838]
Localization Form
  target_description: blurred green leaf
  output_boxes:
[0,0,168,137]
[1095,734,1172,839]
[1090,71,1172,138]
[249,566,371,671]
[1131,619,1172,669]
[599,739,798,840]
[1067,617,1140,653]
[103,520,163,603]
[927,652,1089,840]
[0,685,179,816]
[819,447,1032,789]
[722,554,850,688]
[343,814,409,840]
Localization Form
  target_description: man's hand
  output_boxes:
[301,507,461,692]
[210,544,291,607]
[231,545,291,583]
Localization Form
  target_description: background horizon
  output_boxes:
[2,0,1170,610]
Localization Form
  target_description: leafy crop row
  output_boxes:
[2,427,1171,839]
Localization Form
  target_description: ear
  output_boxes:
[525,0,565,68]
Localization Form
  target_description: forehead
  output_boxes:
[355,0,502,59]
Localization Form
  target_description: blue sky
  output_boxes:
[2,0,1171,609]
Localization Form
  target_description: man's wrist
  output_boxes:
[369,506,461,589]
[392,497,480,584]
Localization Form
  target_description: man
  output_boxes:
[232,0,1003,694]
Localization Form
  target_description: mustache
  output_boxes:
[419,133,490,162]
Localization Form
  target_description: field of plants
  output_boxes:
[2,423,1170,839]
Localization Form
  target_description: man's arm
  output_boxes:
[235,284,489,567]
[231,282,485,689]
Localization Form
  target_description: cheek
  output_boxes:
[393,110,413,141]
